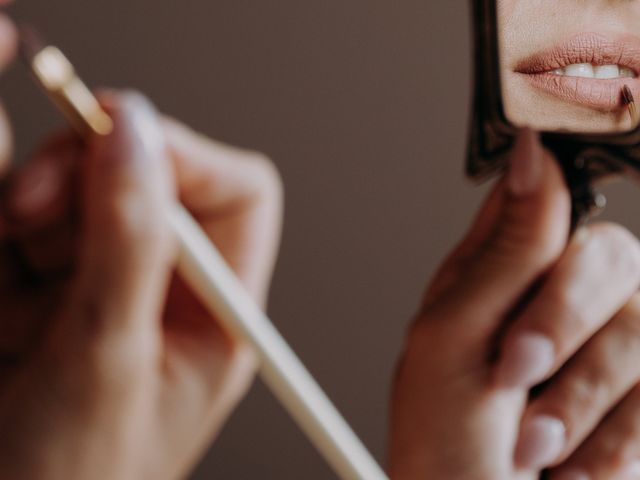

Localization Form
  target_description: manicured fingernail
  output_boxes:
[98,92,163,151]
[516,415,566,469]
[554,469,590,480]
[90,92,167,183]
[623,460,640,478]
[10,161,59,217]
[496,332,555,388]
[508,128,543,196]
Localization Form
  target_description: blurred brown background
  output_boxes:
[3,1,640,479]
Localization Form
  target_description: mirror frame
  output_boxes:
[467,0,640,224]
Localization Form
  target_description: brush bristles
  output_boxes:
[622,85,639,126]
[18,25,46,61]
[623,85,635,105]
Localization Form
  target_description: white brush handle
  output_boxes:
[169,204,388,480]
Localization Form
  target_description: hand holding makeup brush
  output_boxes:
[0,91,282,480]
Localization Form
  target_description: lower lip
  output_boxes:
[519,72,640,111]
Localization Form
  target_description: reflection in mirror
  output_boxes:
[498,0,640,134]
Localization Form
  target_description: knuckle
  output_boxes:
[68,291,159,370]
[394,311,480,394]
[201,340,257,407]
[87,333,158,381]
[222,342,258,384]
[114,89,151,110]
[608,449,631,473]
[405,316,432,351]
[488,215,565,271]
[618,293,640,334]
[106,193,172,257]
[589,223,640,282]
[545,286,589,335]
[56,300,159,389]
[566,368,609,417]
[404,310,459,362]
[537,380,599,447]
[195,146,284,207]
[243,151,284,198]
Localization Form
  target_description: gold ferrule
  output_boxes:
[32,46,113,137]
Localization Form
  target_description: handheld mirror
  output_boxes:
[468,0,640,225]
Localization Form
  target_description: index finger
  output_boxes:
[162,116,283,302]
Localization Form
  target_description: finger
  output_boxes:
[514,293,640,471]
[160,119,278,409]
[0,14,16,173]
[418,129,570,346]
[2,134,81,276]
[422,179,505,306]
[548,384,640,480]
[496,223,640,391]
[163,117,282,303]
[57,91,175,346]
[0,134,78,370]
[0,286,62,358]
[0,14,16,69]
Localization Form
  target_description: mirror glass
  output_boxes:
[498,0,640,134]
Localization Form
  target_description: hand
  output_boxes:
[525,296,640,480]
[0,5,16,174]
[0,92,282,480]
[389,130,640,479]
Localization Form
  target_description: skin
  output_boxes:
[2,3,640,480]
[0,98,283,480]
[0,8,283,478]
[390,130,640,479]
[499,0,640,133]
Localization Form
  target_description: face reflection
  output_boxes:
[499,0,640,133]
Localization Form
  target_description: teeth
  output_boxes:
[551,64,636,79]
[594,65,620,79]
[564,63,594,78]
[620,67,635,78]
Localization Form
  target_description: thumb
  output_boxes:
[422,129,571,344]
[63,92,175,342]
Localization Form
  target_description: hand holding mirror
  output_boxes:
[469,0,640,225]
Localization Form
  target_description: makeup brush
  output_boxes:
[18,27,388,480]
[623,85,638,127]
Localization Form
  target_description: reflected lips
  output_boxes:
[515,33,640,111]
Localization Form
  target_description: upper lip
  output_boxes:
[515,33,640,74]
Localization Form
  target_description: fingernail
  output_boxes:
[94,91,165,161]
[9,161,59,217]
[496,332,555,388]
[554,469,590,480]
[508,128,543,196]
[516,415,566,469]
[623,461,640,478]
